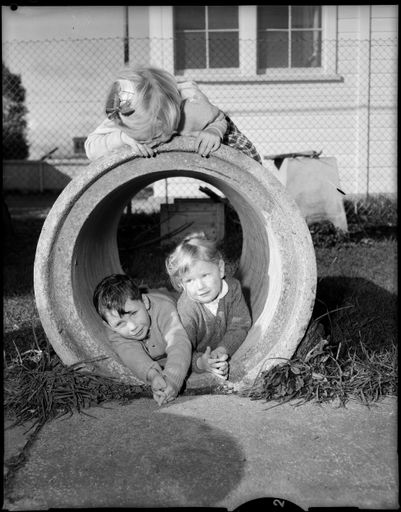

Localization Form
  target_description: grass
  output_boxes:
[3,192,398,427]
[245,196,398,407]
[245,316,397,408]
[4,349,145,431]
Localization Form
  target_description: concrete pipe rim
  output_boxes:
[34,136,317,392]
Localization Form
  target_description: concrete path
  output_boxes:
[3,395,398,511]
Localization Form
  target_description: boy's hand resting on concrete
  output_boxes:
[147,368,179,406]
[147,367,168,406]
[197,346,229,379]
[160,376,178,404]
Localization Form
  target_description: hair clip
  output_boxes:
[105,80,136,120]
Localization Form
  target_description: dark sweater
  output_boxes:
[176,276,252,373]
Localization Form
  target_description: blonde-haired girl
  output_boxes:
[165,232,252,380]
[85,66,262,163]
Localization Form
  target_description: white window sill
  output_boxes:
[177,72,344,84]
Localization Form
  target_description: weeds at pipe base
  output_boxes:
[4,347,147,430]
[242,322,397,408]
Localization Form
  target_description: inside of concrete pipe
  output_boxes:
[71,169,273,381]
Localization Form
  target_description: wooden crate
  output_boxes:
[160,198,225,245]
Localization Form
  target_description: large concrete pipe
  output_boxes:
[34,137,317,391]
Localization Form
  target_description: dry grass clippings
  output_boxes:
[4,346,145,430]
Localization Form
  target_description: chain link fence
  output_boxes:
[2,36,398,216]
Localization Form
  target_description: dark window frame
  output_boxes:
[173,5,240,72]
[257,5,323,72]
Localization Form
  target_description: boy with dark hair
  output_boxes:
[93,273,192,405]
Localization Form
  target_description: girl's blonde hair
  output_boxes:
[165,232,222,291]
[105,66,182,146]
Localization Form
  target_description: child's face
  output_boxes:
[181,259,225,304]
[104,296,151,340]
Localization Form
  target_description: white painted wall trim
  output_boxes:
[148,5,174,73]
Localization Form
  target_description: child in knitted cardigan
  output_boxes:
[93,273,192,405]
[85,65,262,163]
[165,232,252,380]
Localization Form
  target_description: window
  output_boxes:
[73,137,86,155]
[257,6,322,71]
[149,5,337,80]
[173,5,239,71]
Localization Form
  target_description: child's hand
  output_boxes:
[210,346,228,360]
[197,346,229,379]
[158,379,178,405]
[148,369,167,406]
[210,347,229,379]
[195,130,221,157]
[121,132,156,157]
[153,389,167,406]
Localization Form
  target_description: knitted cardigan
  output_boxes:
[176,276,252,373]
[106,291,192,392]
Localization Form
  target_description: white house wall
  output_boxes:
[368,6,398,194]
[336,5,397,194]
[2,5,397,196]
[145,4,398,196]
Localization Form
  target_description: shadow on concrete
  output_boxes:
[5,404,246,508]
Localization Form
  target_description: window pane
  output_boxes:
[208,5,238,29]
[291,31,321,67]
[209,32,239,68]
[258,32,288,69]
[292,6,321,29]
[175,33,206,69]
[174,6,205,30]
[258,5,288,30]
